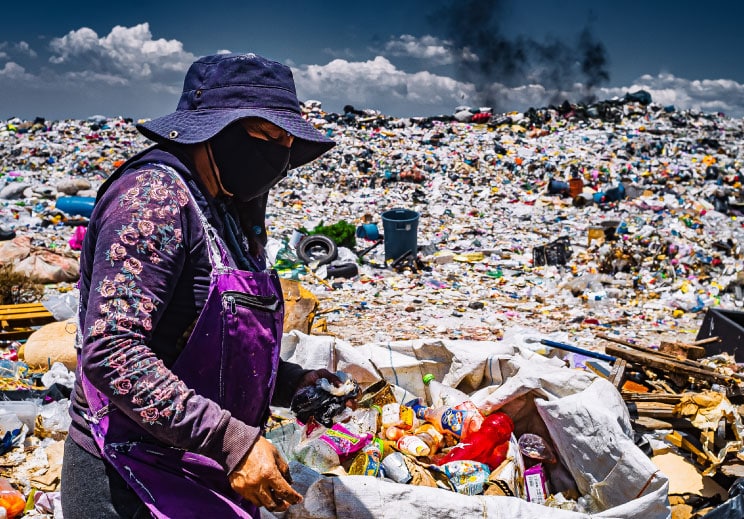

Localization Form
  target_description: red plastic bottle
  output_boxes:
[436,412,514,470]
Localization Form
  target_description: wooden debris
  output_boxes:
[0,302,55,340]
[603,343,735,385]
[609,358,628,388]
[659,340,708,361]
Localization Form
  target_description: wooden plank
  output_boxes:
[0,302,49,312]
[622,392,683,404]
[597,333,744,381]
[632,416,696,430]
[659,340,707,360]
[0,303,49,311]
[0,303,54,332]
[665,431,710,465]
[693,336,721,346]
[634,401,676,419]
[2,310,53,320]
[609,359,628,388]
[604,343,734,384]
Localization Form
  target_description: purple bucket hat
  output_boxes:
[136,53,335,169]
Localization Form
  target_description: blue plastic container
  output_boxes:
[381,209,419,261]
[56,196,95,218]
[356,223,380,241]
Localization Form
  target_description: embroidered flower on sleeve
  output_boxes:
[150,184,169,202]
[119,225,139,246]
[116,316,134,331]
[99,278,116,297]
[113,378,132,395]
[175,189,189,206]
[137,220,155,236]
[108,243,127,262]
[138,297,155,314]
[123,257,143,276]
[90,319,106,337]
[140,407,159,424]
[108,352,127,368]
[123,187,140,202]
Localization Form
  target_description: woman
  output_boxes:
[62,53,336,518]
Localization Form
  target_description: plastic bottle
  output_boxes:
[422,373,469,408]
[396,434,431,457]
[0,478,24,519]
[348,438,383,477]
[517,433,557,465]
[384,425,407,441]
[414,423,443,455]
[435,412,514,469]
[292,436,340,473]
[409,400,483,440]
[380,403,415,431]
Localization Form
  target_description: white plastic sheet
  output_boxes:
[277,331,670,519]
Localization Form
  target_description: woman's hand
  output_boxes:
[295,369,358,410]
[295,369,342,390]
[228,436,302,512]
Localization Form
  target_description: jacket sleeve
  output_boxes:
[272,359,311,408]
[79,166,257,473]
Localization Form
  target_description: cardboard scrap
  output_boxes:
[652,452,726,498]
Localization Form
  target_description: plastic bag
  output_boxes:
[290,372,360,427]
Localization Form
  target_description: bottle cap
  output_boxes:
[422,373,434,385]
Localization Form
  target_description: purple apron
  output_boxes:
[80,167,284,518]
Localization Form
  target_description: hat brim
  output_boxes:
[136,108,335,169]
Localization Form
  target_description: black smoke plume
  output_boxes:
[428,0,610,109]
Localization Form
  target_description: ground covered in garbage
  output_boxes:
[1,96,744,517]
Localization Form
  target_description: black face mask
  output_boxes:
[209,123,291,202]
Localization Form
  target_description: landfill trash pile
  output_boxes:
[268,332,671,519]
[0,93,743,517]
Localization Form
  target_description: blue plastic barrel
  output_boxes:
[547,178,569,195]
[56,196,95,218]
[381,209,419,261]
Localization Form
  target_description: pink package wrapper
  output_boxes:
[318,423,371,461]
[524,463,549,504]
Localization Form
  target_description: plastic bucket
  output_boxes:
[568,178,584,198]
[56,196,95,218]
[356,223,380,241]
[381,209,419,261]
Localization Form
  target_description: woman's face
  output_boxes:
[207,118,295,202]
[240,118,294,148]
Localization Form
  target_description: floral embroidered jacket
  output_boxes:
[69,147,307,473]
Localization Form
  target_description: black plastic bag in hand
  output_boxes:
[290,380,360,427]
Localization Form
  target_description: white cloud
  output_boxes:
[383,34,477,65]
[596,73,744,116]
[49,23,194,80]
[292,56,476,114]
[61,70,129,86]
[0,61,34,81]
[15,41,37,58]
[292,58,744,118]
[0,24,197,119]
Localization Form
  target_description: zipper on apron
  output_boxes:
[223,290,280,313]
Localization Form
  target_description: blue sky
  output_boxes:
[1,0,743,120]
